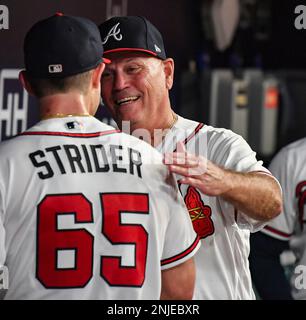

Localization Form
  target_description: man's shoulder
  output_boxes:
[272,137,306,165]
[0,135,25,154]
[281,137,306,154]
[175,115,201,129]
[175,115,249,157]
[202,125,246,150]
[201,123,240,138]
[177,116,241,139]
[118,132,164,164]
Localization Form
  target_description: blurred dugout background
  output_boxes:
[0,0,306,298]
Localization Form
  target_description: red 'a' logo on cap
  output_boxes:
[184,186,214,239]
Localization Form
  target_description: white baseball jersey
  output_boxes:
[261,137,306,300]
[0,116,200,300]
[157,115,274,300]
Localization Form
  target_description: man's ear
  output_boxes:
[163,58,174,90]
[19,71,35,96]
[92,63,105,89]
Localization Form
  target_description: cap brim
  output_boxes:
[103,57,111,64]
[104,48,158,57]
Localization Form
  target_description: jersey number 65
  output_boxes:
[36,193,149,288]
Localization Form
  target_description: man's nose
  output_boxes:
[113,72,128,91]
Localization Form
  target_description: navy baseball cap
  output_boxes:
[24,13,111,78]
[98,16,166,60]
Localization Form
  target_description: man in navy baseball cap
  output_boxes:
[20,13,110,116]
[98,16,173,137]
[24,12,110,79]
[98,15,283,301]
[99,16,166,60]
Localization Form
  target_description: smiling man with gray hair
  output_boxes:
[99,15,282,300]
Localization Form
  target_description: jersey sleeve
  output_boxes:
[212,132,279,232]
[261,147,296,241]
[160,173,201,270]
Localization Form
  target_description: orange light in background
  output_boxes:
[265,87,279,109]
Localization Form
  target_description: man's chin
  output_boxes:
[116,109,141,125]
[118,117,138,127]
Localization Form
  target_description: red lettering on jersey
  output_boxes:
[296,181,306,231]
[184,186,214,239]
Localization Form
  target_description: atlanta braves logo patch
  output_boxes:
[184,186,214,239]
[102,22,123,44]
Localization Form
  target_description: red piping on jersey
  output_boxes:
[263,225,293,239]
[19,130,120,138]
[161,235,200,266]
[173,123,204,153]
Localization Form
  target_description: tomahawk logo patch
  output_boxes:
[184,186,214,239]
